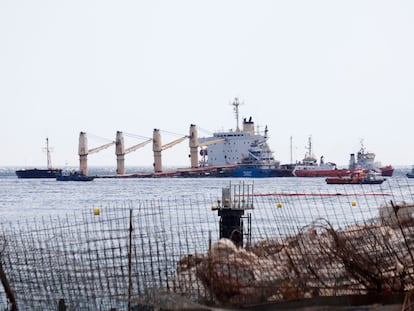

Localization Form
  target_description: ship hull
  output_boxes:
[326,174,386,184]
[294,169,350,178]
[16,168,62,179]
[326,177,385,185]
[380,165,394,177]
[231,167,273,178]
[231,164,295,178]
[269,168,294,177]
[56,175,94,182]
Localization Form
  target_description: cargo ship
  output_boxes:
[15,138,62,179]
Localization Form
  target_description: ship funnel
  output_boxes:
[242,117,255,135]
[349,153,356,169]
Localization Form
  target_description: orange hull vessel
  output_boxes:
[294,168,350,178]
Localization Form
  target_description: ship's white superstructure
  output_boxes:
[349,140,377,171]
[348,140,394,177]
[198,98,279,167]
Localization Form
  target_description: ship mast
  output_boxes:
[360,139,366,154]
[231,97,243,131]
[43,138,52,169]
[306,136,313,158]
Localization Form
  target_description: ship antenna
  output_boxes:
[360,138,365,153]
[306,135,313,158]
[43,138,52,169]
[231,97,243,131]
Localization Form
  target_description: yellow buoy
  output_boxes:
[277,202,282,209]
[93,207,100,215]
[351,201,357,207]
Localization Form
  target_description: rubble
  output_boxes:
[174,218,414,307]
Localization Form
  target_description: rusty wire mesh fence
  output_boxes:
[1,182,414,310]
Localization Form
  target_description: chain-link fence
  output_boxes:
[1,182,414,310]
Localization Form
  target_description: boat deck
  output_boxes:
[96,165,237,178]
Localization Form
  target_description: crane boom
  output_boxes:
[161,136,188,151]
[197,138,225,146]
[88,141,115,154]
[124,139,152,154]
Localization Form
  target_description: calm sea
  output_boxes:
[0,166,412,225]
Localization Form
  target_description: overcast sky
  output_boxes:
[1,1,413,169]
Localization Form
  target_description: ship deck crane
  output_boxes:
[116,130,153,175]
[189,124,227,168]
[79,132,115,176]
[153,129,188,173]
[124,139,152,154]
[88,141,115,154]
[197,138,226,146]
[161,136,188,151]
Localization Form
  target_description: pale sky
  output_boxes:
[1,1,413,169]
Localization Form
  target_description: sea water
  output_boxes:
[0,168,414,230]
[0,166,412,224]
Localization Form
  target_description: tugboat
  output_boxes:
[56,170,94,182]
[326,170,386,184]
[292,136,349,177]
[15,138,62,179]
[349,140,394,177]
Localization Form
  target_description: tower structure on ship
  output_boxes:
[197,98,278,167]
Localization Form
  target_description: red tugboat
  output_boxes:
[326,170,386,184]
[349,140,394,177]
[292,136,349,177]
